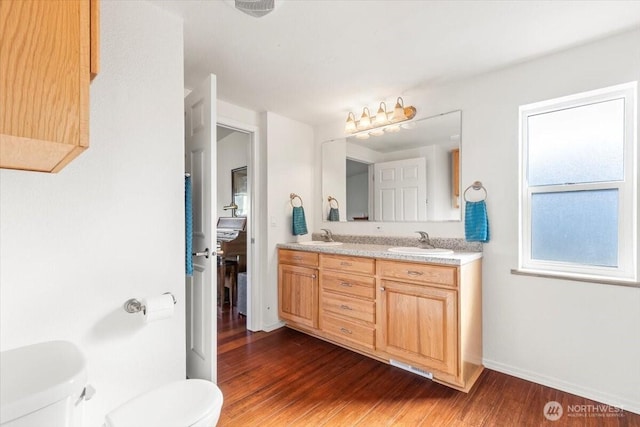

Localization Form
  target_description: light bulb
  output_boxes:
[374,102,388,125]
[392,97,407,121]
[345,112,356,133]
[359,107,371,129]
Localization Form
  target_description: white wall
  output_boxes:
[322,139,347,221]
[216,130,249,218]
[264,112,315,329]
[314,29,640,412]
[0,2,185,425]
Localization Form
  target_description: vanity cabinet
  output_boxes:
[0,0,100,173]
[377,261,458,377]
[277,248,483,392]
[319,255,376,351]
[278,250,319,328]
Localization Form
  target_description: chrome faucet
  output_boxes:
[320,228,334,242]
[416,231,434,248]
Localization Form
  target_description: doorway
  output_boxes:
[215,119,261,334]
[216,125,250,325]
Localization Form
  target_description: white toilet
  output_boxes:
[0,341,223,427]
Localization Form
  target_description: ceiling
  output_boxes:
[152,0,640,127]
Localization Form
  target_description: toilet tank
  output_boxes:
[0,341,88,427]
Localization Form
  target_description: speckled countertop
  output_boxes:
[277,241,482,266]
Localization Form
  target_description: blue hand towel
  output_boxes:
[328,207,340,221]
[465,200,490,243]
[292,206,308,236]
[185,175,194,276]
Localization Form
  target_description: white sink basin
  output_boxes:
[298,241,344,246]
[387,247,454,255]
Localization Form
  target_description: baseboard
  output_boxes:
[483,358,639,415]
[262,320,285,332]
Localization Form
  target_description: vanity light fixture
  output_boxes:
[344,97,416,137]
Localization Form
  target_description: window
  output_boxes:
[519,82,637,283]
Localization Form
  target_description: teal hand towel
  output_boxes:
[292,206,308,236]
[328,207,340,221]
[465,200,490,242]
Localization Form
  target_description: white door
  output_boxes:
[185,74,217,381]
[373,157,427,221]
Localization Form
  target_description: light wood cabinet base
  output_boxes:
[278,249,483,393]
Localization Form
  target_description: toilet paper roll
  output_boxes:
[142,294,175,323]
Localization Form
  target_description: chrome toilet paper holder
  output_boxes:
[124,292,177,314]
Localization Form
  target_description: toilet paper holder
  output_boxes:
[124,292,177,315]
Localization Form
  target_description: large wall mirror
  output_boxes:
[322,110,461,222]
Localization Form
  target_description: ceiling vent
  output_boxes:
[235,0,276,18]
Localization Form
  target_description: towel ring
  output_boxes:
[463,181,487,202]
[328,196,339,209]
[290,193,303,208]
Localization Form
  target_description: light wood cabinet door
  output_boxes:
[0,0,99,173]
[278,264,318,329]
[377,279,458,376]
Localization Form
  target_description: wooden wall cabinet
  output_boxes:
[0,0,100,173]
[278,248,483,392]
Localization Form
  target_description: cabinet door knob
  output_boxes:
[407,270,424,276]
[340,327,353,335]
[340,304,352,311]
[380,287,386,292]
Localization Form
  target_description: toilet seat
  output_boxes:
[104,379,223,427]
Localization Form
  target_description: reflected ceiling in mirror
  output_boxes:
[322,110,461,223]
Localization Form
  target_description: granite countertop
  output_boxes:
[276,241,482,266]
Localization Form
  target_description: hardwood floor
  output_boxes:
[217,310,640,426]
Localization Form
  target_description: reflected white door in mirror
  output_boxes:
[322,110,462,223]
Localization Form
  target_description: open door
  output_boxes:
[185,74,217,381]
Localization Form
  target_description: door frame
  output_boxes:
[217,116,262,332]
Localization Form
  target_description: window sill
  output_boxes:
[510,269,640,288]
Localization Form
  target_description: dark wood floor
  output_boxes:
[217,309,640,426]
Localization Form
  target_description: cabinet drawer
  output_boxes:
[279,249,319,267]
[378,260,457,287]
[321,254,375,275]
[321,314,375,349]
[322,293,375,323]
[321,272,375,299]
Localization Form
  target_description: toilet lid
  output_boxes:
[105,379,223,427]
